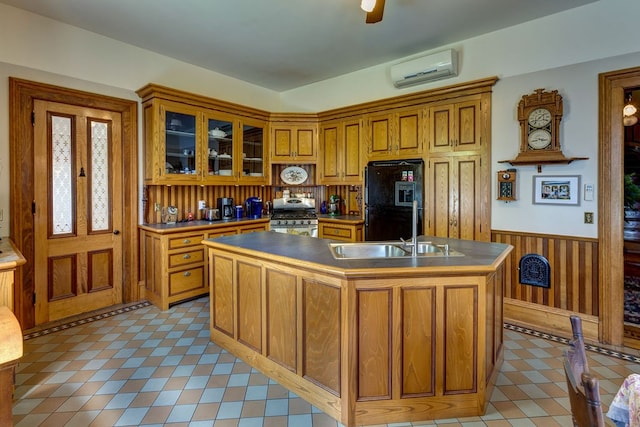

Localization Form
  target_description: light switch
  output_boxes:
[584,183,594,201]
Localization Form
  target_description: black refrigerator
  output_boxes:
[364,159,424,241]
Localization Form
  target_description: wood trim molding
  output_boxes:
[9,77,138,329]
[318,76,499,122]
[504,299,599,343]
[599,67,640,345]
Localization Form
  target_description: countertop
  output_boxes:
[138,217,269,234]
[202,233,513,277]
[0,237,26,270]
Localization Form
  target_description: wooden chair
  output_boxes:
[563,315,605,427]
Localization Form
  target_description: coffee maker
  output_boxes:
[245,197,263,219]
[217,197,234,220]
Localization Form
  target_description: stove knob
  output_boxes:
[284,220,288,225]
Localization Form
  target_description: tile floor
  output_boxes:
[12,297,640,426]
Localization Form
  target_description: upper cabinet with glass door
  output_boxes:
[204,112,236,182]
[238,117,267,183]
[203,114,267,183]
[141,99,205,185]
[137,84,270,185]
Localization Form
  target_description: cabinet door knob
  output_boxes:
[183,254,191,259]
[183,239,191,244]
[184,271,191,277]
[113,230,120,235]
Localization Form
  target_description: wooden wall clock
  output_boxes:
[497,169,517,201]
[501,88,587,171]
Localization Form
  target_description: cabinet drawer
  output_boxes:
[240,225,267,234]
[169,266,205,296]
[168,233,205,249]
[208,228,239,238]
[322,226,353,239]
[169,248,204,268]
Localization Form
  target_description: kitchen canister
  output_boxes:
[235,205,244,219]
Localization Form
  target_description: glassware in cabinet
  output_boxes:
[239,119,266,180]
[205,114,235,179]
[165,111,198,176]
[157,102,203,183]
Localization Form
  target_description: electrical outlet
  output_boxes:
[154,203,161,212]
[584,212,594,224]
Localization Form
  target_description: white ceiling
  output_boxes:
[0,0,597,91]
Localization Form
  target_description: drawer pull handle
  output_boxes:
[184,271,191,277]
[183,254,191,259]
[183,239,191,244]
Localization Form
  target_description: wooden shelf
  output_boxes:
[499,155,588,173]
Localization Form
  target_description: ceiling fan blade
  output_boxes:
[365,0,385,23]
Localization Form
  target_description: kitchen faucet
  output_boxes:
[400,199,419,256]
[412,199,418,256]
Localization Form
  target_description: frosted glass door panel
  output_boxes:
[51,115,74,236]
[90,120,110,232]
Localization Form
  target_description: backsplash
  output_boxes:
[143,165,362,223]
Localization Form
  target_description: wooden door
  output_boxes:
[343,119,362,183]
[272,127,294,160]
[429,99,481,153]
[294,126,316,160]
[367,113,393,159]
[454,98,482,152]
[396,107,424,156]
[271,125,316,161]
[320,122,340,183]
[426,155,482,240]
[33,100,123,324]
[428,104,455,153]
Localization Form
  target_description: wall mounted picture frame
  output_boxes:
[533,175,580,205]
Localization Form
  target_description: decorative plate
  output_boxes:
[280,166,308,185]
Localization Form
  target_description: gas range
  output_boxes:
[270,197,318,237]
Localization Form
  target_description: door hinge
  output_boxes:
[33,293,36,305]
[32,201,36,214]
[31,111,35,125]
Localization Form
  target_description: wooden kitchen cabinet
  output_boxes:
[204,233,509,426]
[270,116,318,163]
[139,221,269,310]
[0,238,26,312]
[141,98,204,185]
[366,107,425,160]
[426,154,488,241]
[318,220,363,242]
[319,118,363,184]
[137,84,270,185]
[428,97,482,153]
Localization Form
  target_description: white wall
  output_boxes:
[0,0,638,238]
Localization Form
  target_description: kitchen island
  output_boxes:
[203,233,512,426]
[0,238,27,312]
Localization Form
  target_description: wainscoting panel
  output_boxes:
[492,230,600,340]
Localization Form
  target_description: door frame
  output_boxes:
[9,77,138,329]
[599,66,640,345]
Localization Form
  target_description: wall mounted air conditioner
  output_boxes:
[391,49,458,88]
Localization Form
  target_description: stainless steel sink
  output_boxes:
[328,241,463,259]
[330,242,409,259]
